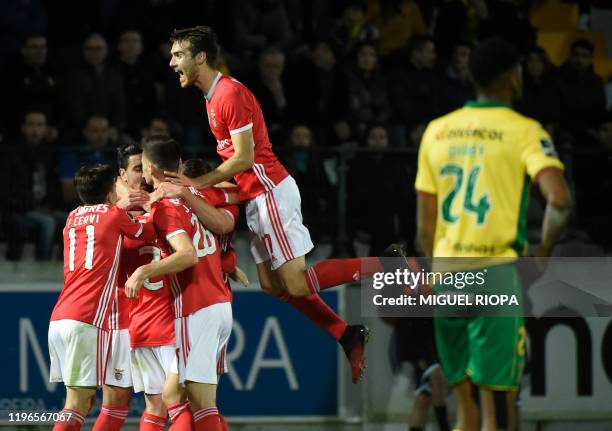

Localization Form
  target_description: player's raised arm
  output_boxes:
[125,232,197,299]
[168,129,255,189]
[156,182,235,234]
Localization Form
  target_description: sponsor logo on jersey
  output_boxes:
[208,108,217,128]
[436,125,504,142]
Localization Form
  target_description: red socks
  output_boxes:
[140,411,168,430]
[168,401,194,430]
[304,258,383,293]
[92,405,128,431]
[52,409,84,431]
[278,291,347,340]
[193,407,225,431]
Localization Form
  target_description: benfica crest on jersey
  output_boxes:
[114,368,124,381]
[208,108,217,128]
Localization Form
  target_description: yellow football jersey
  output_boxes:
[415,100,564,259]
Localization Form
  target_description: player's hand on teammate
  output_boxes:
[157,182,186,199]
[116,190,151,210]
[229,266,249,287]
[125,268,146,299]
[164,171,195,187]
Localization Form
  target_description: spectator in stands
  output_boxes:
[331,1,379,58]
[1,111,64,260]
[283,124,332,239]
[387,35,441,145]
[343,42,392,141]
[517,47,562,135]
[116,30,159,139]
[249,47,289,144]
[432,0,485,60]
[230,0,293,58]
[3,34,60,134]
[67,33,127,132]
[573,111,612,250]
[558,39,607,142]
[439,42,475,114]
[59,115,116,207]
[366,0,426,58]
[286,40,347,145]
[0,0,47,63]
[141,115,171,139]
[348,125,412,254]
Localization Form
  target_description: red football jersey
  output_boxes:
[121,214,175,348]
[151,198,230,318]
[205,73,288,201]
[51,205,153,329]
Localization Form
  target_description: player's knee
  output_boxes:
[145,394,167,417]
[103,385,132,406]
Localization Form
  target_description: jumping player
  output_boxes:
[166,26,393,382]
[415,38,571,430]
[48,164,155,431]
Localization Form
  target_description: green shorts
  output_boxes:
[433,263,525,390]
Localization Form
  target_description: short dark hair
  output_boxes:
[141,135,181,173]
[407,35,434,57]
[74,164,116,205]
[469,37,520,88]
[117,142,141,170]
[182,158,212,178]
[170,26,219,67]
[571,38,594,54]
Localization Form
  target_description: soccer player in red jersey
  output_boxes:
[91,144,145,431]
[48,164,155,431]
[125,136,232,431]
[166,26,393,383]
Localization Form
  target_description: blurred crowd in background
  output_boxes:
[1,0,612,261]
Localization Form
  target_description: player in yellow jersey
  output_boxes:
[415,38,571,431]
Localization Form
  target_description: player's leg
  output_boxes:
[434,316,475,430]
[132,346,173,430]
[408,392,431,431]
[49,320,108,430]
[429,365,450,431]
[179,302,232,431]
[454,380,479,431]
[256,247,346,341]
[163,372,193,430]
[93,329,133,431]
[52,386,96,431]
[91,385,131,431]
[467,264,526,431]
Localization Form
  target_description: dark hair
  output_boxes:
[74,164,116,205]
[117,142,141,170]
[170,26,219,67]
[469,37,520,88]
[407,35,434,57]
[141,135,181,172]
[23,33,46,45]
[182,158,213,178]
[571,38,594,54]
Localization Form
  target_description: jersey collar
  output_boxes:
[206,72,223,101]
[465,100,511,108]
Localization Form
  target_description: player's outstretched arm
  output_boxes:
[125,232,197,298]
[416,191,437,258]
[167,129,255,189]
[535,168,571,257]
[156,183,235,234]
